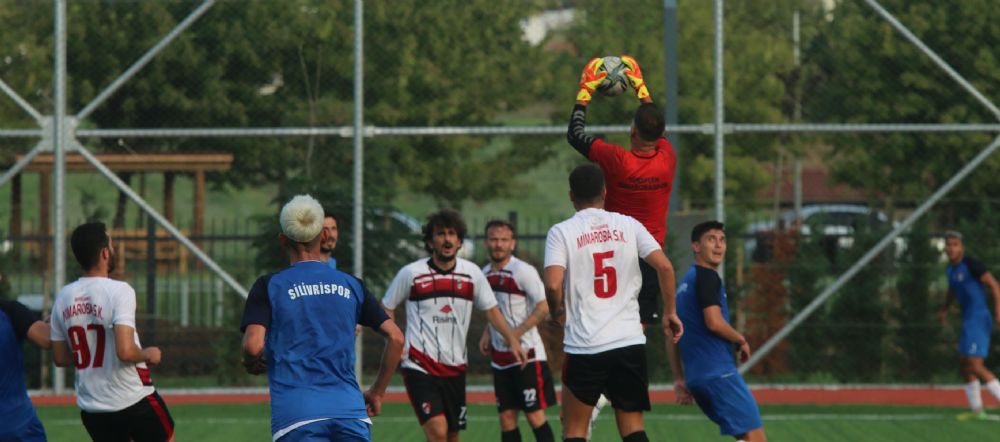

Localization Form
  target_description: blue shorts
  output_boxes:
[279,418,372,442]
[688,372,762,437]
[959,316,992,358]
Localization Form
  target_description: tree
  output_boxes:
[805,0,1000,213]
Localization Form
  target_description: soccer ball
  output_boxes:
[596,56,629,97]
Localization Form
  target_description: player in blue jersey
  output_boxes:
[241,195,404,441]
[938,230,1000,420]
[1,299,52,441]
[667,221,766,442]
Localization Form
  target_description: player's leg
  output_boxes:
[561,352,606,441]
[494,366,522,441]
[605,345,651,441]
[439,372,468,442]
[520,360,557,442]
[127,392,176,442]
[637,259,661,325]
[735,428,768,442]
[403,368,450,442]
[80,408,130,442]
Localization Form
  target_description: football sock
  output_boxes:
[532,422,555,442]
[985,379,1000,402]
[965,380,983,412]
[501,429,522,442]
[622,431,649,442]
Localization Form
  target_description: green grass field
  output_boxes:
[35,403,999,441]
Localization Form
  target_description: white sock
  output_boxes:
[985,379,1000,403]
[965,380,983,412]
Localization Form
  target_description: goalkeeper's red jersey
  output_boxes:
[587,138,676,244]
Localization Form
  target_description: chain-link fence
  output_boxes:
[2,0,1000,390]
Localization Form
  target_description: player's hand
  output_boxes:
[509,340,528,369]
[364,389,383,417]
[576,57,607,105]
[737,339,752,363]
[663,312,683,344]
[620,55,650,101]
[243,354,267,375]
[478,330,491,357]
[142,347,162,367]
[674,381,694,405]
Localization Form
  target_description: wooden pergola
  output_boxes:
[6,153,233,242]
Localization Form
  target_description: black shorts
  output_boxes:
[563,344,650,412]
[80,391,174,442]
[638,259,661,324]
[403,368,467,431]
[492,360,558,412]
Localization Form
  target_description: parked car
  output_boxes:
[745,204,903,263]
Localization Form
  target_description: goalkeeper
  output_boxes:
[567,55,678,328]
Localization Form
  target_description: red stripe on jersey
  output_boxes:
[136,367,153,386]
[535,361,548,409]
[491,348,536,366]
[487,272,525,296]
[409,273,475,301]
[145,394,174,440]
[408,347,467,377]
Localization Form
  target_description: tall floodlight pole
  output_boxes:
[663,0,680,224]
[52,0,67,394]
[352,0,365,381]
[713,0,725,223]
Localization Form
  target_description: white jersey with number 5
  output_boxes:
[50,277,155,412]
[544,208,661,354]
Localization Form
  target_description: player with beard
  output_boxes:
[320,209,339,269]
[49,222,174,441]
[383,210,527,442]
[477,220,556,442]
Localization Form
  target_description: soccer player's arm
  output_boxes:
[968,259,1000,323]
[358,284,403,417]
[1,300,51,349]
[542,227,567,326]
[566,105,623,172]
[381,267,410,321]
[49,302,72,367]
[697,271,751,362]
[240,276,272,375]
[113,286,161,366]
[517,267,551,337]
[636,220,682,341]
[664,341,693,405]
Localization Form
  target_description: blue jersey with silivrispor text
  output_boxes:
[676,264,736,384]
[947,257,992,322]
[240,260,388,437]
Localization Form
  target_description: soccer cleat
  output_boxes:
[956,410,988,421]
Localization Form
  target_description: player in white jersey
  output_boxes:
[476,220,556,442]
[544,164,682,442]
[383,210,526,442]
[50,222,174,441]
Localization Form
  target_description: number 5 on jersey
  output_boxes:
[593,251,618,298]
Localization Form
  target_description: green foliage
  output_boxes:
[784,233,831,378]
[806,0,1000,205]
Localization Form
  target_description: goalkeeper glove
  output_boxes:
[621,55,650,101]
[576,57,607,104]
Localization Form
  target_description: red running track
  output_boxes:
[31,386,1000,408]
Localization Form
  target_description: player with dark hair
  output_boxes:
[477,219,557,442]
[568,56,676,327]
[241,195,404,441]
[383,209,526,442]
[1,299,51,441]
[668,221,766,441]
[544,164,681,442]
[50,222,174,441]
[938,230,1000,420]
[321,207,340,269]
